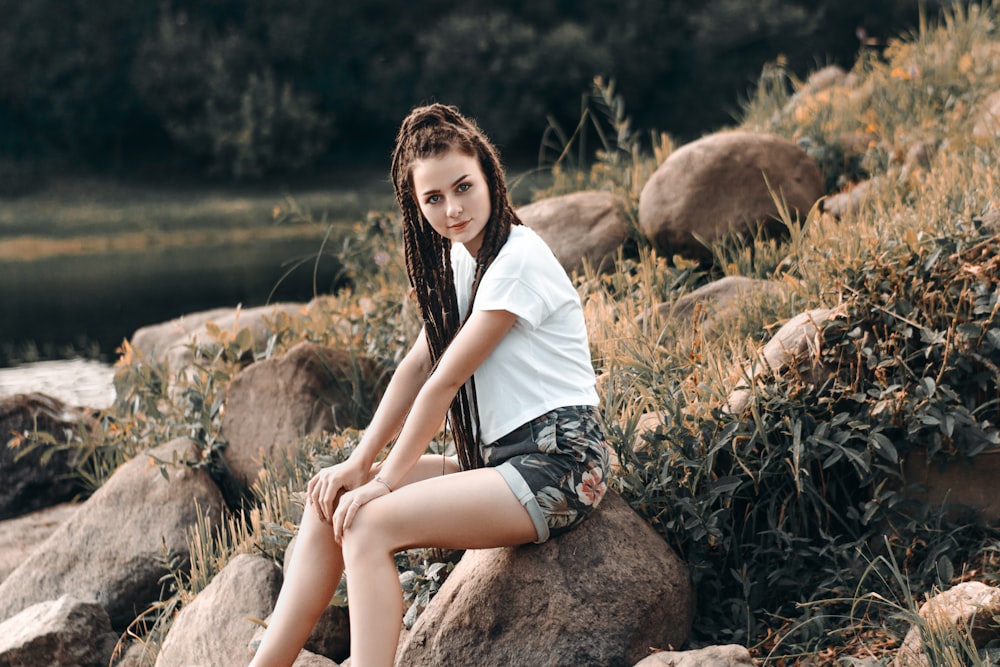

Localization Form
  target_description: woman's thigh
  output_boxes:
[346,467,537,554]
[391,453,461,487]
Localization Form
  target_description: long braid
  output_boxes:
[391,103,521,470]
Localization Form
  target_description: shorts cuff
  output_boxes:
[495,461,550,544]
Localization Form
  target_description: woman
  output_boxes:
[249,103,609,667]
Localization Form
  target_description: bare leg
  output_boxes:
[341,468,537,667]
[249,455,461,667]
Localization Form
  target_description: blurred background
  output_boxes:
[0,0,960,368]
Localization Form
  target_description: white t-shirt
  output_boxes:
[452,225,599,444]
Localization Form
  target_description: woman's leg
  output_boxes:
[341,468,537,667]
[249,454,461,667]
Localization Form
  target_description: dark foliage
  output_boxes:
[0,0,969,178]
[614,215,1000,653]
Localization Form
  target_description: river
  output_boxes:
[0,358,116,409]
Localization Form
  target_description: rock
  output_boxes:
[0,503,79,584]
[0,594,118,667]
[903,448,1000,525]
[517,191,629,274]
[128,302,307,382]
[396,491,693,666]
[0,393,95,520]
[636,276,774,333]
[633,644,755,666]
[725,307,843,416]
[894,581,1000,667]
[801,65,849,93]
[113,641,154,667]
[0,438,225,630]
[638,131,823,259]
[291,651,339,666]
[155,553,282,667]
[630,411,669,461]
[821,179,874,220]
[975,202,1000,235]
[972,89,1000,142]
[220,341,387,490]
[251,603,351,664]
[898,141,937,183]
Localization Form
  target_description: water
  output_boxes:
[0,235,341,366]
[0,358,116,409]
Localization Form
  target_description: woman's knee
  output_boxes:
[341,508,397,564]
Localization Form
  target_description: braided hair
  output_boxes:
[390,103,522,470]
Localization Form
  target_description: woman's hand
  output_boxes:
[332,479,391,543]
[306,459,367,524]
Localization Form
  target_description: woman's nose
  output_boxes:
[447,200,463,218]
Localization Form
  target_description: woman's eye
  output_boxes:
[456,182,471,193]
[426,194,441,205]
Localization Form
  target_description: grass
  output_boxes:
[63,3,1000,663]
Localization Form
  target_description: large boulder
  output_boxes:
[0,503,79,584]
[396,491,693,666]
[638,131,823,259]
[129,302,306,373]
[517,191,629,274]
[220,341,387,489]
[894,581,1000,667]
[155,553,282,667]
[0,393,95,520]
[0,438,225,630]
[0,595,118,667]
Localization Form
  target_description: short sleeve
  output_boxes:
[474,275,548,328]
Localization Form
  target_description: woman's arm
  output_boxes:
[308,328,432,522]
[332,308,517,539]
[375,309,517,487]
[348,328,433,470]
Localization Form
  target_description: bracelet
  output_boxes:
[374,476,393,492]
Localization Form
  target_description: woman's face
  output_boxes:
[410,149,492,257]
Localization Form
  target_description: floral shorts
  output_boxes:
[483,405,610,544]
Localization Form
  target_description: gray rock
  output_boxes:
[821,179,875,220]
[725,307,843,415]
[638,131,823,259]
[155,553,282,667]
[220,341,387,490]
[894,581,1000,667]
[251,603,351,665]
[517,190,629,274]
[291,651,339,666]
[633,644,754,666]
[396,490,693,667]
[130,303,303,371]
[0,594,118,667]
[0,438,225,630]
[0,503,79,584]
